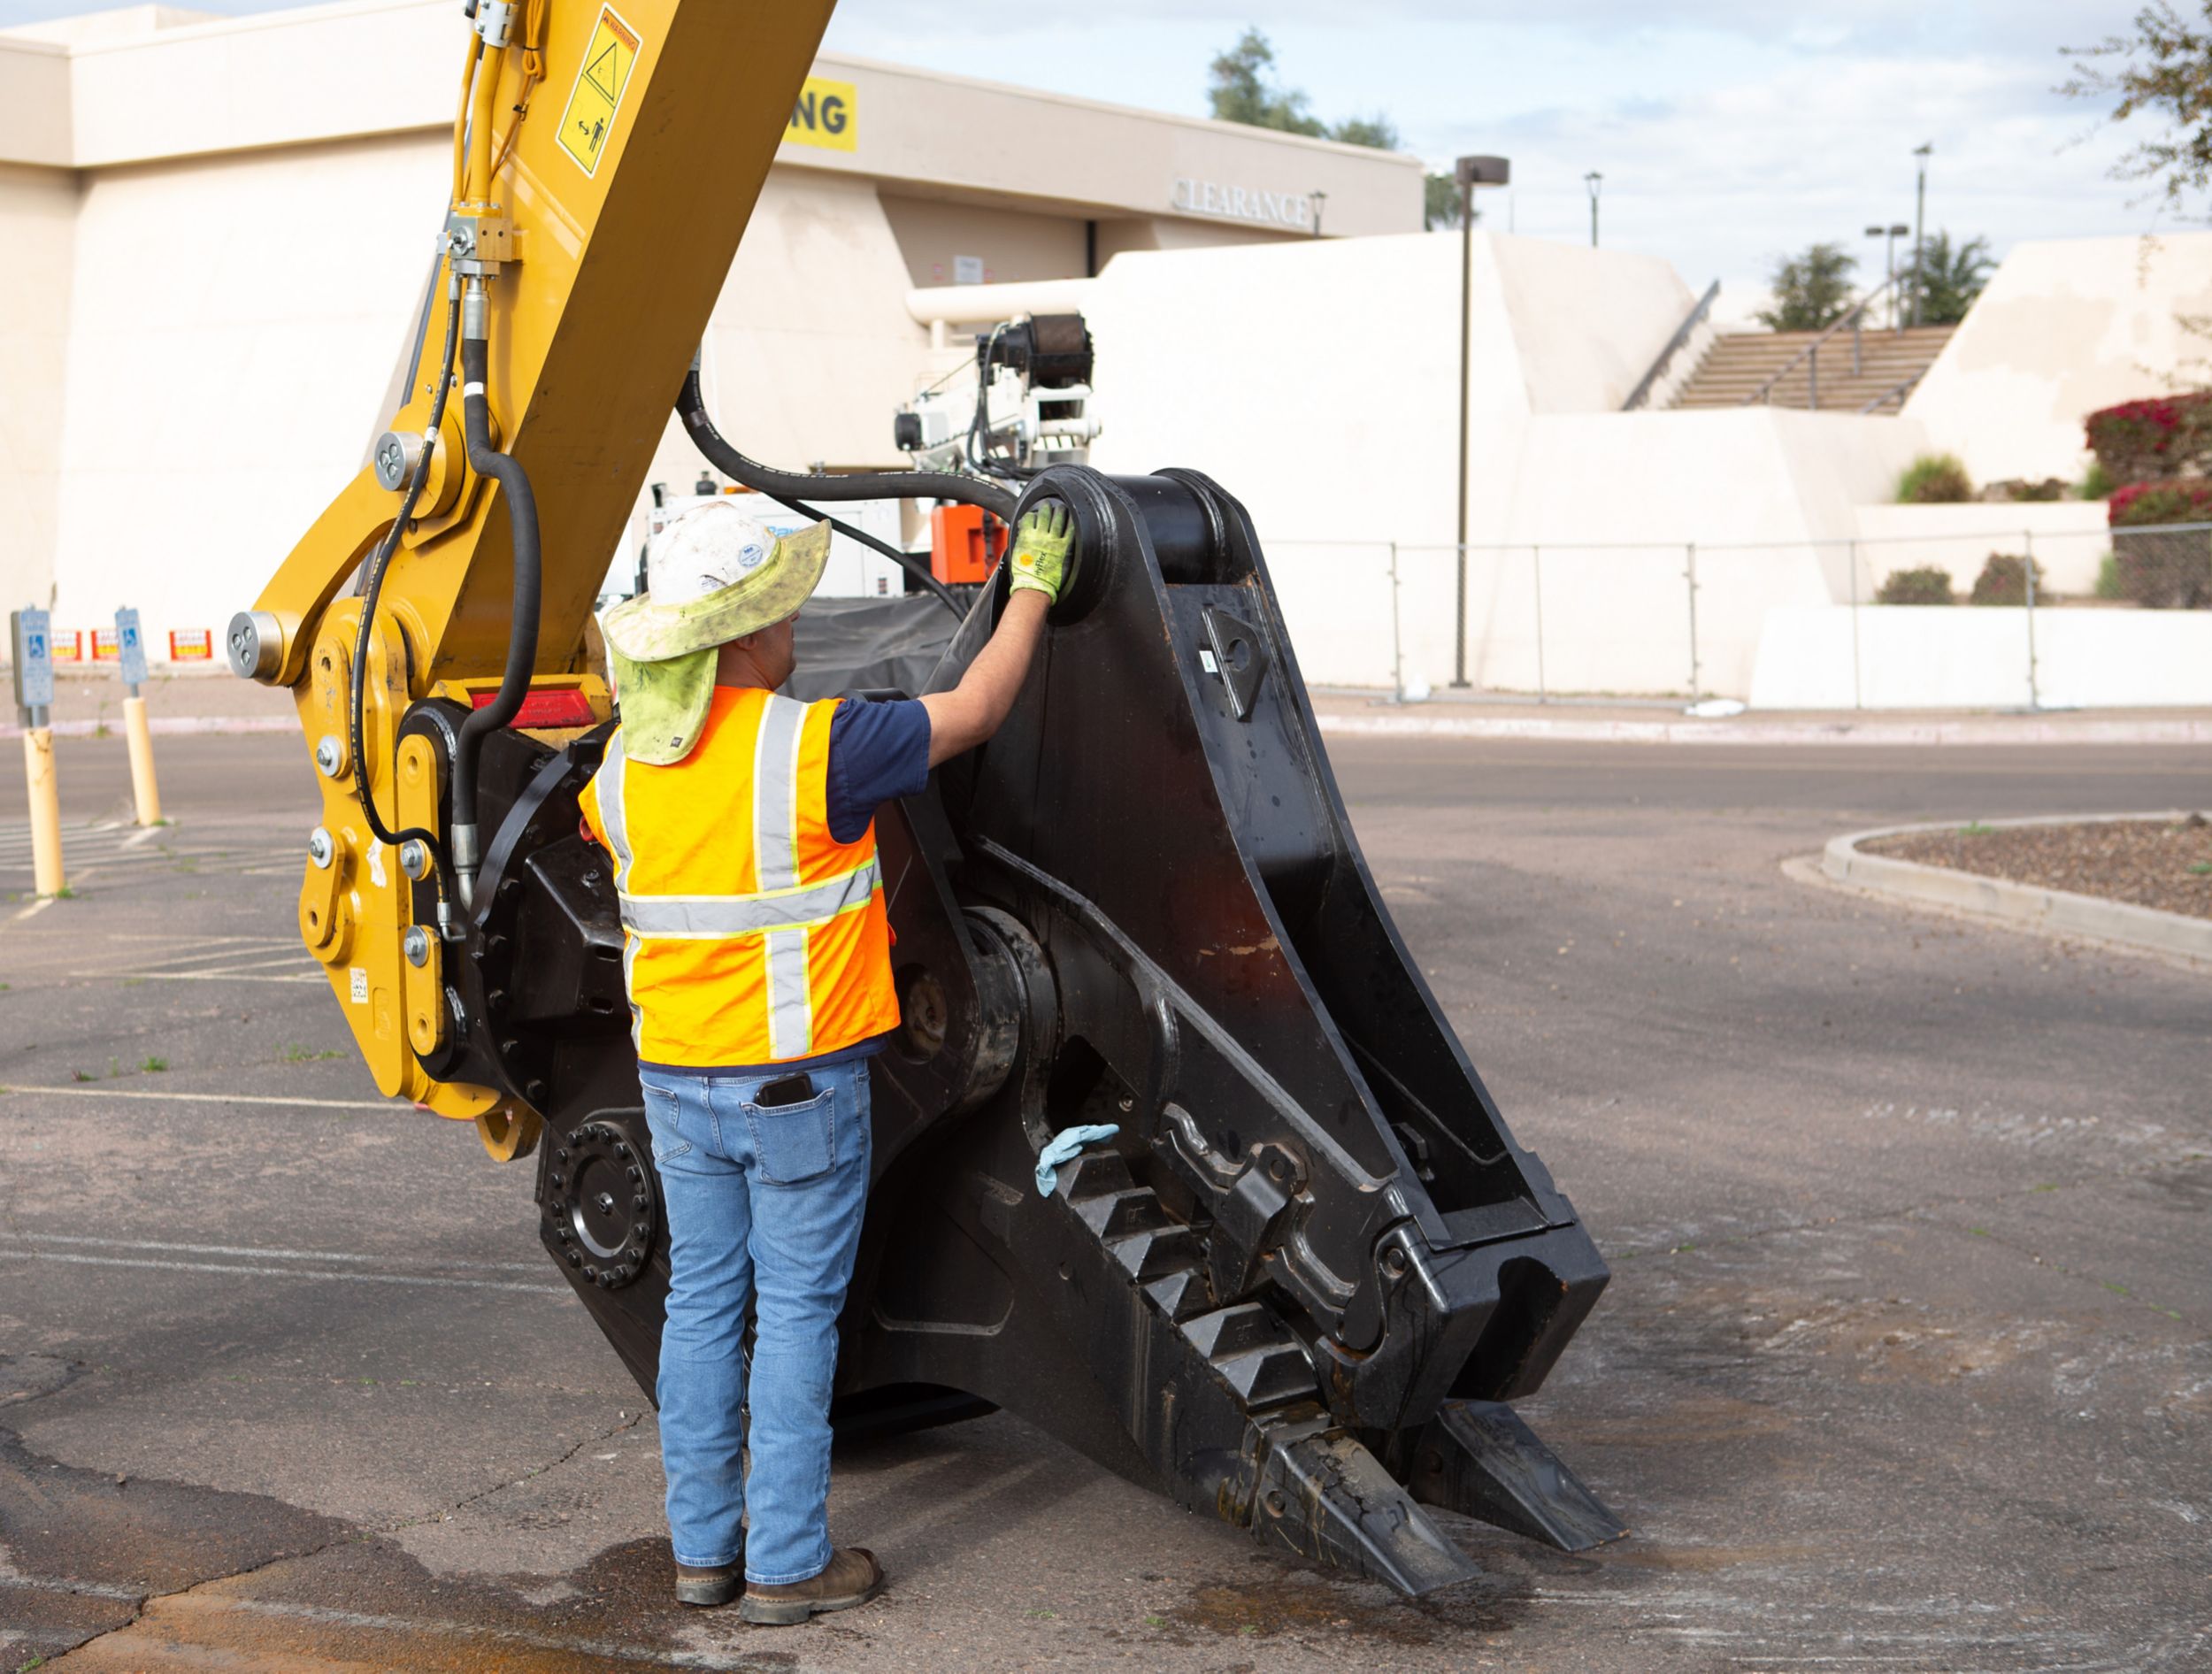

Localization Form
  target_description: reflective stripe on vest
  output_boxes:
[595,729,644,1048]
[595,694,841,1061]
[752,695,812,1058]
[618,859,881,938]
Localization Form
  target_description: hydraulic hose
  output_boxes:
[449,287,543,909]
[348,288,462,927]
[675,366,975,617]
[676,365,1017,521]
[761,486,964,617]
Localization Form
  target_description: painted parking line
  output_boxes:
[0,1575,145,1604]
[66,959,320,972]
[22,1232,550,1278]
[0,1086,402,1111]
[0,1248,568,1297]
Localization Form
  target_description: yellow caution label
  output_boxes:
[784,76,856,153]
[556,5,643,178]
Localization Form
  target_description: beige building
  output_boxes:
[0,1,1421,650]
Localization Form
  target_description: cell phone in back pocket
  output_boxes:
[755,1073,816,1108]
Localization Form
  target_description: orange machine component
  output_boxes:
[930,504,1008,584]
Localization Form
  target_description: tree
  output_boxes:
[1207,28,1402,150]
[1902,231,1995,326]
[1425,173,1478,230]
[2062,4,2212,211]
[1209,28,1325,136]
[1755,242,1858,331]
[1330,114,1402,150]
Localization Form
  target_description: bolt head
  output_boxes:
[399,840,429,879]
[306,827,334,869]
[1382,1247,1410,1279]
[403,926,431,967]
[313,736,343,778]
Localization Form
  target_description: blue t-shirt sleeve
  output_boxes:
[825,697,933,845]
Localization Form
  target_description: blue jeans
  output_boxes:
[639,1058,872,1585]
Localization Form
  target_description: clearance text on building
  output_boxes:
[1170,177,1316,229]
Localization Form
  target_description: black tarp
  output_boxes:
[789,592,967,701]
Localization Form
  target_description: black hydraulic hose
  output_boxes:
[349,288,461,918]
[449,324,543,905]
[757,485,964,617]
[675,367,975,617]
[677,365,1017,521]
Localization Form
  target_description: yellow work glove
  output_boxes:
[1007,503,1074,604]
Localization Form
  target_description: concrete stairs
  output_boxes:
[1665,324,1956,413]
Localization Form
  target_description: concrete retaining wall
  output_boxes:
[1748,604,2212,710]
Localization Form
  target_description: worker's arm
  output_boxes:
[919,503,1071,766]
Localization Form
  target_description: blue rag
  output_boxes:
[1035,1124,1120,1197]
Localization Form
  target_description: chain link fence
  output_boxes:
[1262,521,2212,710]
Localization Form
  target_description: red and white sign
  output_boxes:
[48,630,85,664]
[91,627,121,662]
[168,628,215,662]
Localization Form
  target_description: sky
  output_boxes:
[3,0,2182,319]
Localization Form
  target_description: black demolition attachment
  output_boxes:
[398,465,1624,1594]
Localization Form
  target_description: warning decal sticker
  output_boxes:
[556,5,642,178]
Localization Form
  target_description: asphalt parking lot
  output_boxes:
[3,727,2208,1672]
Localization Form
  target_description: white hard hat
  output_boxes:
[647,499,781,608]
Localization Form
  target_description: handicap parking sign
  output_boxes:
[115,607,149,689]
[11,608,54,711]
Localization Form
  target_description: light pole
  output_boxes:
[1309,189,1327,238]
[1452,156,1509,688]
[1909,142,1932,327]
[1584,171,1602,248]
[1864,221,1909,328]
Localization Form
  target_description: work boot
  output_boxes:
[674,1560,742,1608]
[739,1547,884,1625]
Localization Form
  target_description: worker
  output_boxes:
[580,497,1072,1624]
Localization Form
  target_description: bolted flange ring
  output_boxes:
[542,1118,657,1290]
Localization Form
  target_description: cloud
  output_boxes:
[5,0,2170,309]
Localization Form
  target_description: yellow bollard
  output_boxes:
[24,726,65,896]
[123,694,162,825]
[12,606,65,895]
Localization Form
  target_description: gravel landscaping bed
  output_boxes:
[1863,813,2212,921]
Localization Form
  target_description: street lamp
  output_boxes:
[1864,222,1909,328]
[1452,155,1509,688]
[1309,189,1327,238]
[1584,171,1603,249]
[1909,142,1932,327]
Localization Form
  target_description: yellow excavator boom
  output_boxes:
[234,0,835,1147]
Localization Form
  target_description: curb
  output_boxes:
[0,717,296,741]
[1315,712,2212,748]
[6,713,2207,750]
[1821,812,2212,968]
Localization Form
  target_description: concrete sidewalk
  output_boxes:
[1309,690,2212,747]
[8,666,2208,748]
[0,666,295,739]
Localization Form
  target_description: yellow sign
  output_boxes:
[557,5,643,177]
[785,77,856,153]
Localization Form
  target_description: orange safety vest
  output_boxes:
[579,687,901,1068]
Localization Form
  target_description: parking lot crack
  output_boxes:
[388,1407,647,1533]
